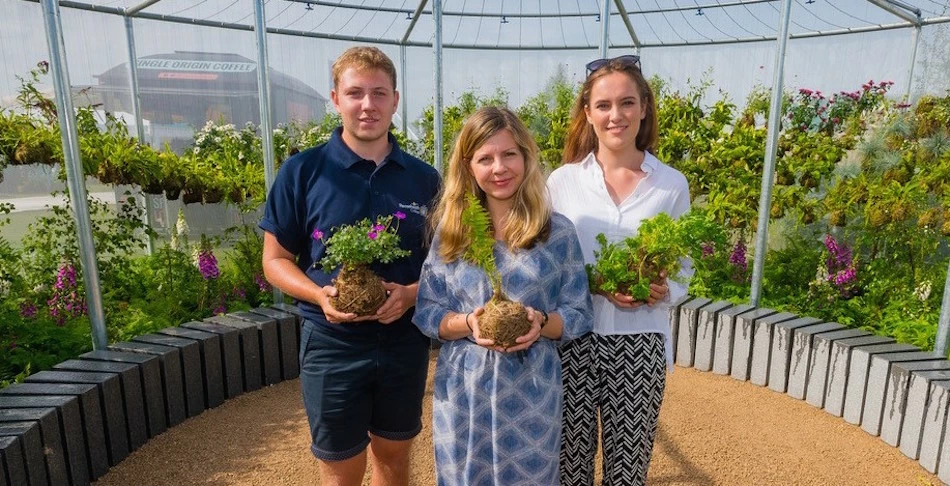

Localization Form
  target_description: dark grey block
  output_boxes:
[869,357,950,441]
[158,326,225,408]
[79,350,166,438]
[53,359,148,451]
[0,396,88,486]
[180,321,243,399]
[0,435,27,486]
[921,380,950,473]
[133,334,205,417]
[900,370,950,463]
[786,322,844,400]
[749,312,797,386]
[823,335,895,417]
[0,422,46,486]
[675,297,712,368]
[0,383,108,478]
[271,303,304,348]
[206,315,262,392]
[25,370,129,467]
[805,328,871,408]
[712,305,754,376]
[0,409,67,486]
[730,308,779,382]
[693,301,733,372]
[250,307,300,380]
[767,317,823,393]
[108,341,186,427]
[230,311,281,386]
[843,343,919,425]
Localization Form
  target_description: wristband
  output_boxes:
[539,310,549,328]
[464,312,473,332]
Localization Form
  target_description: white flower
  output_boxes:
[0,279,10,298]
[176,209,190,238]
[33,283,47,293]
[193,147,200,155]
[214,137,222,143]
[238,152,244,160]
[914,280,933,302]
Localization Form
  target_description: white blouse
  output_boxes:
[547,151,691,369]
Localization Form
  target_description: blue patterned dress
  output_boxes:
[414,213,593,486]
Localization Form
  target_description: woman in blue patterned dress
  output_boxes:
[414,106,593,485]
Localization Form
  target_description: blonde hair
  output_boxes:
[430,106,551,261]
[331,46,397,90]
[562,60,658,164]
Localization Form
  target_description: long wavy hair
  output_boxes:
[562,59,658,164]
[430,106,551,262]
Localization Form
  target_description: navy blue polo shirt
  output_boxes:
[260,127,440,334]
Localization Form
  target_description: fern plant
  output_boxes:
[461,193,501,294]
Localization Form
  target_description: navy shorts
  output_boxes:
[299,320,430,461]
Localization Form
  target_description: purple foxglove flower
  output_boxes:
[374,224,386,232]
[312,229,324,240]
[197,250,220,280]
[394,211,406,220]
[254,273,272,292]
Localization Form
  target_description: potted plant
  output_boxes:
[315,213,410,316]
[461,193,531,348]
[587,211,726,301]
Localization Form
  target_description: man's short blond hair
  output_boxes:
[331,46,397,90]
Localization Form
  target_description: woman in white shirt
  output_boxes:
[547,55,691,486]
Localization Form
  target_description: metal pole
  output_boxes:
[124,16,156,255]
[253,0,282,304]
[749,0,793,307]
[906,25,921,100]
[433,0,443,173]
[599,0,610,58]
[935,262,950,356]
[400,44,408,134]
[40,0,108,349]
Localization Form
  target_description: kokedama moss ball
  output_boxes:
[331,264,387,316]
[479,295,531,348]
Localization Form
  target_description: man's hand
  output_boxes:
[316,285,376,324]
[375,281,417,324]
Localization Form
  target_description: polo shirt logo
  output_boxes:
[399,202,427,217]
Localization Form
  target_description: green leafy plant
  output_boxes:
[317,214,410,273]
[315,213,410,315]
[587,211,726,300]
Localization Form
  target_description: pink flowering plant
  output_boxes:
[315,212,410,273]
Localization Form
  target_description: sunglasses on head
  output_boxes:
[585,54,641,76]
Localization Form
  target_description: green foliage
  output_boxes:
[461,193,500,293]
[588,211,726,300]
[418,88,509,164]
[517,69,576,170]
[317,214,411,272]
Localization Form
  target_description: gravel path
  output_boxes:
[93,353,940,485]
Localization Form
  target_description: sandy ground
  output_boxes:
[94,352,941,485]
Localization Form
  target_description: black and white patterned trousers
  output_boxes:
[559,332,667,486]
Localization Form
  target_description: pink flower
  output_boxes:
[312,229,324,240]
[394,211,406,220]
[374,224,386,232]
[197,250,220,280]
[367,231,378,240]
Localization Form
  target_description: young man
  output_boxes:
[260,46,440,485]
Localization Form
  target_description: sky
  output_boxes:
[1,0,948,131]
